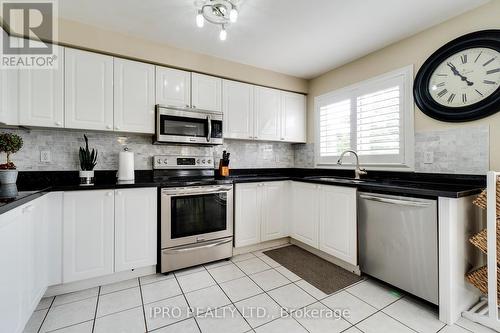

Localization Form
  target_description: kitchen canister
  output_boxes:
[117,147,135,181]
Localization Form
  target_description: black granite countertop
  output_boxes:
[0,168,485,215]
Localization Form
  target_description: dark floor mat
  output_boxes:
[264,245,362,294]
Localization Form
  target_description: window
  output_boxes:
[315,66,414,170]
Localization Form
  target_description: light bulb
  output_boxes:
[196,12,204,28]
[229,8,238,23]
[219,26,227,41]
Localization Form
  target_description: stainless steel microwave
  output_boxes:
[154,105,223,145]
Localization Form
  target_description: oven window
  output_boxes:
[161,115,207,137]
[171,193,227,238]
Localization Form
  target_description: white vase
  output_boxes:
[0,170,18,184]
[79,170,95,186]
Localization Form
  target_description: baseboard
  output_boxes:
[290,239,361,275]
[44,265,156,297]
[232,238,290,255]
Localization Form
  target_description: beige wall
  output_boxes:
[33,18,308,94]
[307,1,500,170]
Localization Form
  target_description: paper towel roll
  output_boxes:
[117,150,135,181]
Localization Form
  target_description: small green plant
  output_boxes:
[79,135,98,171]
[0,133,23,170]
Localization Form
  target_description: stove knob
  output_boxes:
[196,159,200,164]
[208,159,212,164]
[202,159,206,164]
[164,159,168,164]
[156,158,162,165]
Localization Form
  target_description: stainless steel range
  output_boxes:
[154,154,233,273]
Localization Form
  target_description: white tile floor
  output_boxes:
[24,248,495,333]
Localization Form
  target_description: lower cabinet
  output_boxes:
[291,182,319,248]
[234,182,288,247]
[63,190,115,283]
[114,188,157,272]
[63,188,157,283]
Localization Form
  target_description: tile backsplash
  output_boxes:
[1,128,295,171]
[414,125,489,175]
[1,125,489,174]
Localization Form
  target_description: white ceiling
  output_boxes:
[58,0,489,79]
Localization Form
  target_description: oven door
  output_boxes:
[161,185,233,249]
[155,106,223,145]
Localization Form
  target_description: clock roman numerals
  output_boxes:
[462,93,467,103]
[437,89,448,98]
[475,89,483,97]
[474,51,482,63]
[486,68,500,75]
[483,57,496,67]
[447,93,456,103]
[461,54,467,64]
[483,80,497,85]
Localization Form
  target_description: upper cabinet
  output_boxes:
[19,44,64,128]
[191,73,222,112]
[65,48,114,131]
[155,66,191,108]
[281,91,306,143]
[223,79,307,143]
[222,80,254,139]
[0,32,18,126]
[114,58,155,133]
[254,86,281,141]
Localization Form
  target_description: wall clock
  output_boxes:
[414,30,500,122]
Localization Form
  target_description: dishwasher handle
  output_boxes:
[359,194,431,208]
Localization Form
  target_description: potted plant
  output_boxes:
[0,133,23,184]
[79,134,98,185]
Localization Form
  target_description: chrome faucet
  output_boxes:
[337,150,367,179]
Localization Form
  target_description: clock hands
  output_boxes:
[447,62,474,86]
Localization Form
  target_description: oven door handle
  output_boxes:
[162,186,233,196]
[206,115,212,143]
[162,238,232,254]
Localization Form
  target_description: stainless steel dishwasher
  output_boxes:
[358,192,439,304]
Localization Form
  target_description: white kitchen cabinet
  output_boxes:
[114,58,155,133]
[65,48,114,131]
[281,91,306,143]
[235,183,261,247]
[155,66,191,107]
[0,31,18,126]
[254,86,282,141]
[318,185,357,265]
[63,190,115,283]
[191,73,222,112]
[261,182,288,241]
[114,188,157,272]
[18,44,64,128]
[45,192,63,286]
[291,182,319,248]
[222,79,254,140]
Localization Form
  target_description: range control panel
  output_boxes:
[153,155,214,169]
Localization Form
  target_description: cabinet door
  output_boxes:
[254,86,281,141]
[261,182,288,241]
[63,190,114,283]
[0,206,24,333]
[155,66,191,107]
[46,192,63,286]
[222,80,254,139]
[65,48,114,131]
[234,183,261,247]
[291,182,319,248]
[114,188,157,272]
[19,44,64,128]
[0,32,18,126]
[191,73,222,112]
[114,58,155,133]
[319,185,357,265]
[281,92,306,143]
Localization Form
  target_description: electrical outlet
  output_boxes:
[40,150,51,163]
[423,151,434,164]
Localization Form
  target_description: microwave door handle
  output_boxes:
[207,115,212,142]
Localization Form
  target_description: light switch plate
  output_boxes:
[423,151,434,164]
[40,150,51,163]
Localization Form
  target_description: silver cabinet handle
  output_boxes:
[162,185,232,196]
[55,121,62,126]
[163,238,232,254]
[359,194,431,207]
